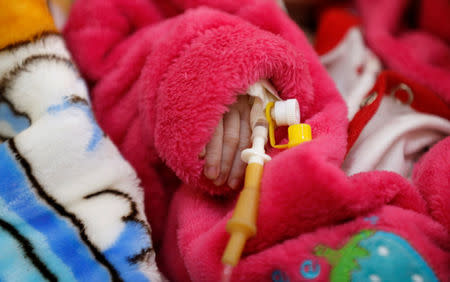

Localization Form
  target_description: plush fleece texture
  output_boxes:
[357,0,450,104]
[64,0,348,246]
[64,0,450,281]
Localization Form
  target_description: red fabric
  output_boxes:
[348,70,450,152]
[357,0,450,104]
[346,77,384,152]
[420,0,450,43]
[64,1,450,281]
[315,8,360,55]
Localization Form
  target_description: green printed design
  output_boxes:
[314,230,374,282]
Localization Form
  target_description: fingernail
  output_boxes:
[228,179,240,189]
[213,178,225,186]
[205,166,218,180]
[214,174,227,186]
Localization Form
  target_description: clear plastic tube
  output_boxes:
[221,265,233,282]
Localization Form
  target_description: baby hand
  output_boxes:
[201,95,251,189]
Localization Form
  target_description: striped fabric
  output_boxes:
[0,1,162,281]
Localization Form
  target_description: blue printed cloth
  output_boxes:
[0,33,162,281]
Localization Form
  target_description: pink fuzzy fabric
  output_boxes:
[163,140,450,281]
[64,0,450,281]
[357,0,450,104]
[64,0,347,246]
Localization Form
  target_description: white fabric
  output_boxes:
[0,35,70,77]
[0,35,162,281]
[321,27,450,178]
[321,27,382,120]
[342,96,450,177]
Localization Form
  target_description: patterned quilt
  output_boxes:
[0,0,162,281]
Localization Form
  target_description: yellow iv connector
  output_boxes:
[222,101,311,267]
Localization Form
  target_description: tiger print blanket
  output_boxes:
[0,0,162,281]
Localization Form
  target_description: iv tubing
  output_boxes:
[221,124,269,282]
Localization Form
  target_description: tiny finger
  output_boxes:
[204,118,223,180]
[214,107,240,186]
[228,100,251,189]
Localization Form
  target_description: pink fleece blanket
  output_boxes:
[64,0,450,281]
[357,0,450,104]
